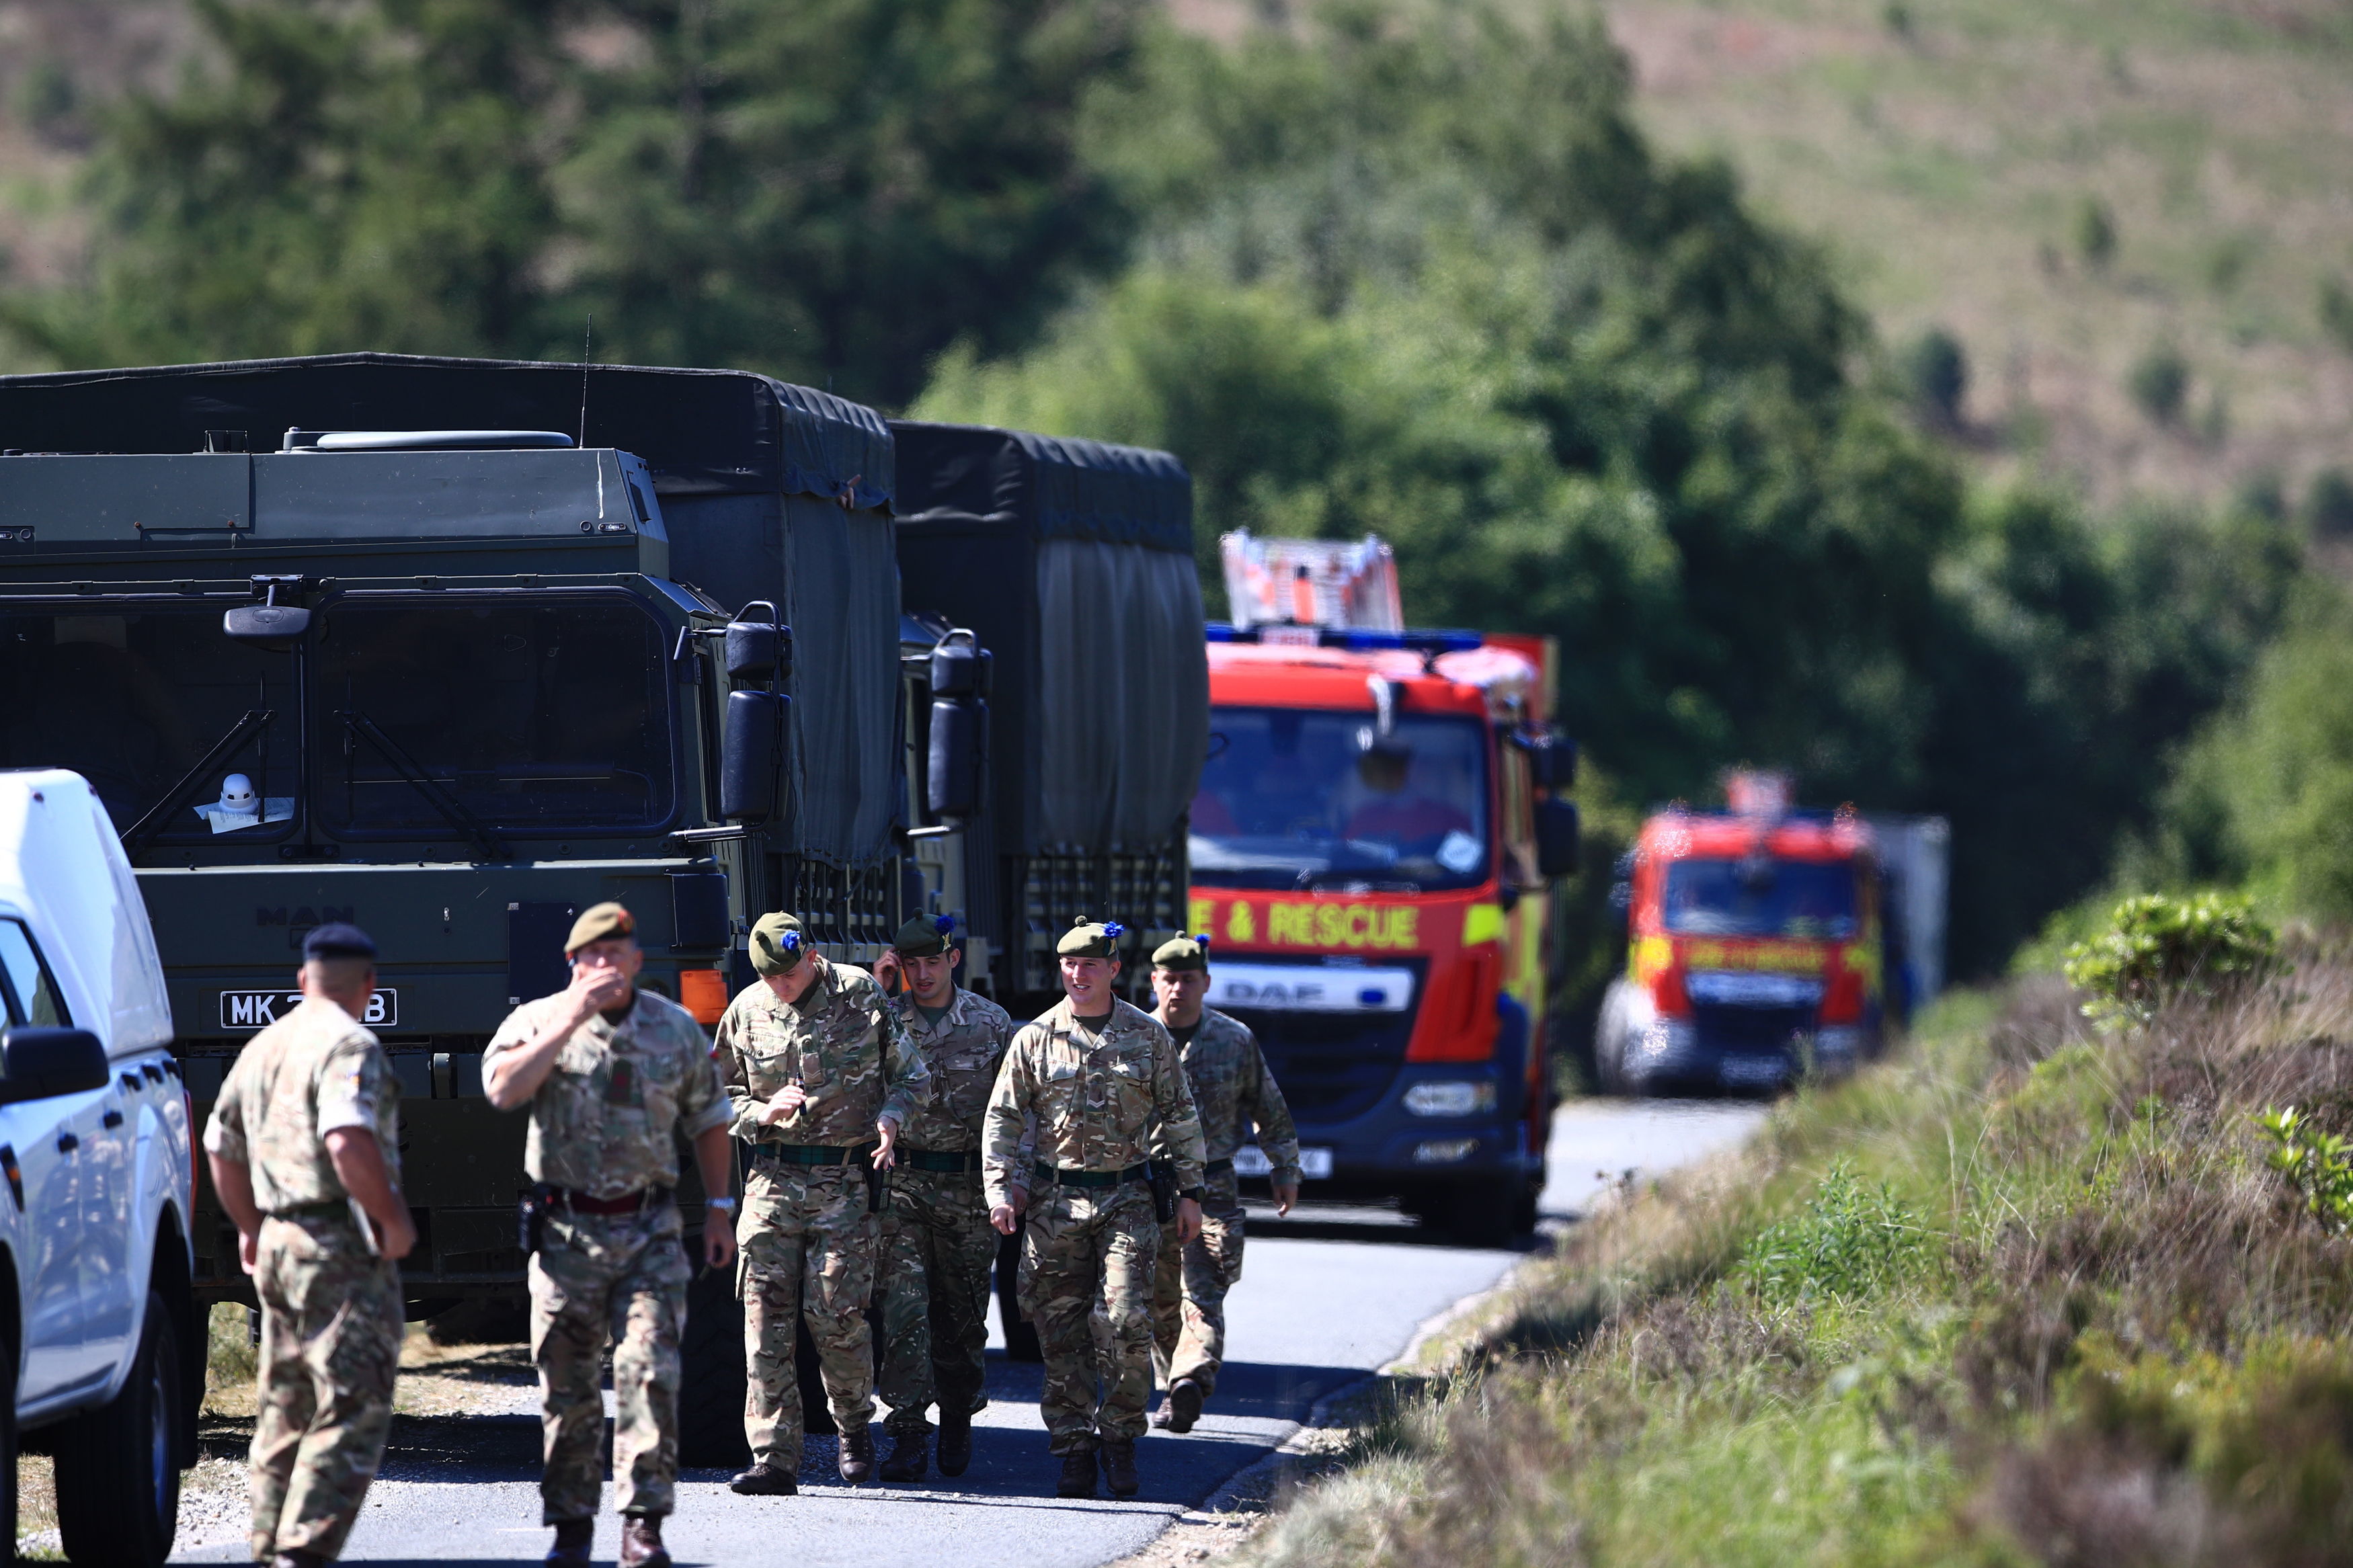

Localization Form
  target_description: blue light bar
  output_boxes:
[1203,622,1485,653]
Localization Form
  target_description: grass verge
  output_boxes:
[1244,952,2353,1565]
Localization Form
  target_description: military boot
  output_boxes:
[1100,1437,1140,1499]
[729,1460,797,1496]
[273,1553,327,1568]
[936,1407,973,1477]
[1057,1448,1098,1498]
[879,1430,928,1483]
[838,1422,877,1485]
[543,1520,592,1566]
[619,1514,671,1568]
[1165,1376,1204,1434]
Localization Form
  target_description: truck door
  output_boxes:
[0,915,105,1399]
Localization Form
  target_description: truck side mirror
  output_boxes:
[223,577,311,650]
[720,690,789,823]
[1517,730,1577,791]
[927,698,987,821]
[1535,798,1581,879]
[0,1027,110,1105]
[930,636,992,699]
[725,602,791,684]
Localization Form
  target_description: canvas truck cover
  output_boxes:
[0,353,901,866]
[891,421,1207,856]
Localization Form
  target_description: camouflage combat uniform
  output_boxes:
[983,997,1205,1455]
[715,955,928,1466]
[482,989,730,1525]
[875,985,1016,1441]
[201,997,403,1563]
[1151,1007,1300,1397]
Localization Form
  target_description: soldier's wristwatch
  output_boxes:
[1180,1186,1205,1204]
[705,1196,738,1212]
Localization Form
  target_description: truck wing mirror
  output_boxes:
[928,632,992,699]
[1515,729,1577,791]
[0,1028,110,1105]
[223,577,311,649]
[1535,798,1581,880]
[927,698,987,821]
[725,602,791,684]
[720,690,789,823]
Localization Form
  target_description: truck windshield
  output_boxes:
[317,598,673,835]
[1192,706,1490,891]
[0,606,296,839]
[1663,858,1859,940]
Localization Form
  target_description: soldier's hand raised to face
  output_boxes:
[565,960,632,1021]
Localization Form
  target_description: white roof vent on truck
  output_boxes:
[283,429,577,451]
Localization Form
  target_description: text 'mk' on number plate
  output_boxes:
[219,989,398,1030]
[1234,1145,1335,1180]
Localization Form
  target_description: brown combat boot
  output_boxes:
[1056,1448,1098,1498]
[543,1519,592,1566]
[728,1460,797,1496]
[935,1407,973,1477]
[837,1421,877,1485]
[1165,1376,1204,1434]
[619,1514,671,1568]
[1100,1436,1140,1499]
[879,1430,928,1483]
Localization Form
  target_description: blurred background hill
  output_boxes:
[0,0,2346,977]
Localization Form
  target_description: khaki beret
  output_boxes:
[750,911,807,977]
[565,901,635,954]
[1151,934,1211,972]
[1057,917,1125,960]
[890,913,956,958]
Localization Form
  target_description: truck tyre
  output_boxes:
[54,1288,180,1567]
[678,1260,750,1470]
[1439,1178,1522,1249]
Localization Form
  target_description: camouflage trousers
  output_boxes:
[249,1210,402,1562]
[875,1163,997,1438]
[528,1205,692,1524]
[1017,1182,1160,1454]
[1151,1181,1246,1397]
[740,1159,878,1464]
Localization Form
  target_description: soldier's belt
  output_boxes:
[1033,1161,1151,1190]
[1205,1157,1235,1177]
[548,1185,672,1215]
[756,1143,877,1167]
[900,1147,984,1173]
[266,1198,356,1222]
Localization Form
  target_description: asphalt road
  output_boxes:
[173,1098,1764,1567]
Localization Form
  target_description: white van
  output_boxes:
[0,770,198,1566]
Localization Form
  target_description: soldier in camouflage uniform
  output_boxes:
[1144,935,1302,1434]
[482,903,737,1568]
[867,913,1016,1482]
[985,918,1205,1501]
[203,923,414,1568]
[716,911,930,1494]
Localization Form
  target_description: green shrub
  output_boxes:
[1901,326,1968,427]
[2075,197,2118,270]
[1736,1161,1930,1305]
[2254,1106,2353,1232]
[2061,891,2277,1026]
[2321,275,2353,356]
[2128,343,2190,424]
[2308,466,2353,539]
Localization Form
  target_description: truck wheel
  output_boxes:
[996,1232,1041,1363]
[55,1288,180,1567]
[1442,1178,1529,1249]
[678,1260,750,1470]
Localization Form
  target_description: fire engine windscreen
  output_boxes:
[1663,858,1860,940]
[1192,707,1490,891]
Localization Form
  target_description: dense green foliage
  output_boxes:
[0,0,2307,975]
[1734,1159,1927,1305]
[2060,891,2278,1027]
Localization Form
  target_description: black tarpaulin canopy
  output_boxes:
[0,352,893,505]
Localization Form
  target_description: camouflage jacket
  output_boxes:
[202,997,400,1213]
[886,985,1016,1153]
[983,997,1205,1208]
[1166,1007,1303,1187]
[483,987,730,1199]
[716,955,928,1147]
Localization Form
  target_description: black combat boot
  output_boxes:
[1057,1448,1098,1498]
[272,1553,327,1568]
[1165,1376,1204,1434]
[879,1430,928,1483]
[619,1514,671,1568]
[936,1407,973,1477]
[1100,1437,1140,1499]
[729,1460,797,1496]
[543,1519,592,1566]
[838,1421,877,1484]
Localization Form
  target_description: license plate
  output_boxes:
[1233,1145,1334,1179]
[1718,1055,1784,1086]
[219,989,398,1030]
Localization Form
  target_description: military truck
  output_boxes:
[0,352,908,1460]
[890,421,1207,1012]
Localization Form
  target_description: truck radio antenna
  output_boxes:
[578,314,594,448]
